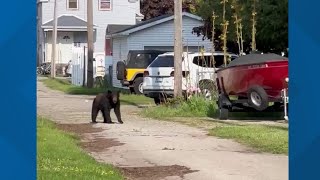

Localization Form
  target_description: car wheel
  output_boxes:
[247,86,269,111]
[133,77,144,95]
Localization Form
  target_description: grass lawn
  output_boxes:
[37,116,123,180]
[141,97,288,155]
[41,78,153,105]
[210,124,288,154]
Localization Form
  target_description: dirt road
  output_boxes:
[37,79,288,180]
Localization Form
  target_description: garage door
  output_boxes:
[144,46,204,52]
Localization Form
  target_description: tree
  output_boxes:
[192,0,288,54]
[141,0,197,20]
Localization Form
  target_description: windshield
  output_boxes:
[126,52,162,68]
[192,55,238,68]
[149,56,174,67]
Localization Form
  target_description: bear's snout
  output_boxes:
[112,97,118,104]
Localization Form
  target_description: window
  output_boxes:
[67,0,78,10]
[192,55,238,68]
[99,0,111,10]
[149,56,174,68]
[127,53,155,68]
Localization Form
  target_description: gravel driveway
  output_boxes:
[37,79,288,180]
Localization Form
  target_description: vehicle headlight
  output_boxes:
[285,77,289,83]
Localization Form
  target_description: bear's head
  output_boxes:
[108,90,120,104]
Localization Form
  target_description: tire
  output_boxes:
[133,77,144,95]
[247,86,269,111]
[219,108,229,120]
[116,61,126,80]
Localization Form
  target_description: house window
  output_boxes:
[99,0,111,10]
[67,0,78,10]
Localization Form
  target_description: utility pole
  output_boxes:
[51,0,58,78]
[87,0,94,88]
[174,0,183,98]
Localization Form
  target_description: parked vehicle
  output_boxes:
[116,50,166,94]
[37,62,51,75]
[216,53,289,119]
[142,51,238,104]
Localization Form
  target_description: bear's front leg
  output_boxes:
[102,108,113,124]
[91,98,99,123]
[114,105,123,124]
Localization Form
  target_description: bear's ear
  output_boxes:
[107,90,112,94]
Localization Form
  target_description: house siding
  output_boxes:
[127,17,212,51]
[112,16,213,88]
[41,0,139,57]
[112,37,128,88]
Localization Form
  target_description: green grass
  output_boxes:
[141,97,287,155]
[41,78,153,105]
[209,124,288,154]
[142,97,218,119]
[141,96,283,120]
[37,116,123,180]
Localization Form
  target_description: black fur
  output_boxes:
[91,90,123,124]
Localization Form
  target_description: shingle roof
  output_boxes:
[106,24,134,35]
[112,13,172,34]
[107,12,202,36]
[42,15,91,27]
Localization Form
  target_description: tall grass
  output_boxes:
[142,96,218,119]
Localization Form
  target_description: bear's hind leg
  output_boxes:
[91,99,99,123]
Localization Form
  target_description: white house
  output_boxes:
[105,12,213,88]
[37,0,143,65]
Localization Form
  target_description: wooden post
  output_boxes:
[51,0,58,78]
[87,0,94,88]
[83,46,86,87]
[174,0,183,98]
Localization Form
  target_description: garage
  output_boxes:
[144,46,204,52]
[106,12,213,88]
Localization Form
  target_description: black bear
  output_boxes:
[91,90,123,124]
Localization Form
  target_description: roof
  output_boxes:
[227,53,288,68]
[42,15,97,30]
[106,12,203,38]
[106,24,134,35]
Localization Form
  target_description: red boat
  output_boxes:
[216,53,289,119]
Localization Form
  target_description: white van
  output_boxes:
[142,51,238,104]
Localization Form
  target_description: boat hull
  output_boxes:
[216,60,288,101]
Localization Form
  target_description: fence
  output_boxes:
[71,47,107,87]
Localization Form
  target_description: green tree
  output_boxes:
[192,0,288,54]
[141,0,197,20]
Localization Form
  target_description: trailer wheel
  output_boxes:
[247,86,269,111]
[116,61,126,80]
[219,108,229,120]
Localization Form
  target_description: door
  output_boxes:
[57,32,74,64]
